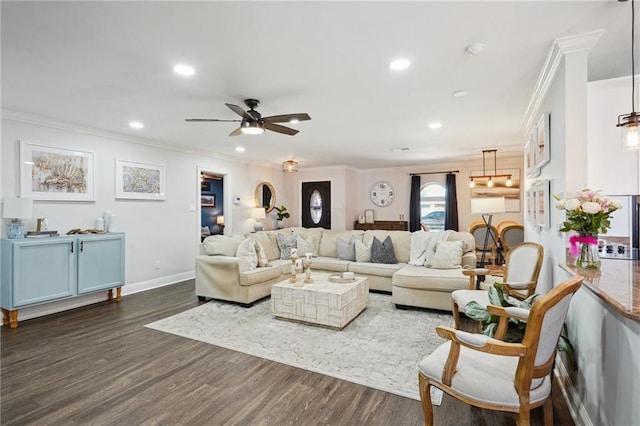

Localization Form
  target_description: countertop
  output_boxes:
[560,259,640,321]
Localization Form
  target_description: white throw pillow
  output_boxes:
[254,241,270,267]
[423,238,439,267]
[236,238,258,272]
[409,230,435,266]
[336,236,356,261]
[202,235,244,256]
[296,235,316,257]
[354,239,372,263]
[430,240,464,269]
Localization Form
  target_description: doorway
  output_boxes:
[302,181,331,229]
[199,171,225,241]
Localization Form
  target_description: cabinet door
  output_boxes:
[12,239,75,307]
[77,235,125,294]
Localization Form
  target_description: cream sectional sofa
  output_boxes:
[195,227,476,311]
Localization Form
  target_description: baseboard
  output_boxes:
[2,270,195,325]
[554,354,593,426]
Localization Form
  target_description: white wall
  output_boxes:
[523,47,640,425]
[1,116,281,318]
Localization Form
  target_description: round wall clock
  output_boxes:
[370,181,394,207]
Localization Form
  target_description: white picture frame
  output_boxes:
[20,140,95,201]
[535,113,550,170]
[526,131,540,178]
[364,209,375,224]
[535,179,550,228]
[115,159,166,200]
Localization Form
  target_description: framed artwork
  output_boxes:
[201,180,213,193]
[526,132,539,178]
[535,113,550,170]
[20,141,95,201]
[526,186,536,225]
[201,195,216,207]
[116,159,166,200]
[470,168,521,212]
[535,179,550,228]
[364,209,375,224]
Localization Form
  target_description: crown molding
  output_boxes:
[522,30,604,134]
[0,108,246,164]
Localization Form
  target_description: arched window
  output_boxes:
[420,182,446,231]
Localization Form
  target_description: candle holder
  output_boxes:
[303,258,313,284]
[289,254,299,284]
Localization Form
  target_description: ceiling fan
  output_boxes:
[185,98,311,136]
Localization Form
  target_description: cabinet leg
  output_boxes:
[2,309,19,329]
[116,287,122,302]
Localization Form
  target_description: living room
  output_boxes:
[2,2,639,425]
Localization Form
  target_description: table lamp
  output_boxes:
[216,215,225,234]
[3,197,33,239]
[252,207,266,232]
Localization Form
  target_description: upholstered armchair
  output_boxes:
[417,275,583,426]
[452,242,543,329]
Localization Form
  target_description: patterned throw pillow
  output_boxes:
[336,237,355,261]
[354,239,372,263]
[277,233,297,260]
[430,240,464,269]
[371,236,398,264]
[296,235,316,257]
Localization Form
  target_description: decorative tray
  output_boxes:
[328,274,356,283]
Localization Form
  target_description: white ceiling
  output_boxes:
[0,1,632,169]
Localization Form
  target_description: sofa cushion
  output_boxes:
[355,239,372,263]
[202,234,245,256]
[336,236,356,261]
[431,240,464,269]
[363,230,411,263]
[371,236,398,264]
[236,238,258,272]
[296,235,317,257]
[393,265,469,292]
[311,256,351,272]
[318,230,364,257]
[349,261,404,277]
[277,233,298,259]
[239,265,282,286]
[267,229,294,259]
[254,241,270,267]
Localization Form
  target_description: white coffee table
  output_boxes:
[270,273,369,329]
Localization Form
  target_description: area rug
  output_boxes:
[145,293,452,404]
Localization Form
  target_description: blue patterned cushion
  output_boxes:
[371,236,397,264]
[277,233,297,259]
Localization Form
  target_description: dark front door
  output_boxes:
[302,181,331,229]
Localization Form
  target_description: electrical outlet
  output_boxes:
[154,260,160,270]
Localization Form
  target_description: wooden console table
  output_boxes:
[354,221,408,231]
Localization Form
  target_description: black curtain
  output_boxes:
[444,173,459,231]
[409,175,421,232]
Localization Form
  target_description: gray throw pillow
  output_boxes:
[336,236,356,261]
[277,233,297,260]
[371,236,397,264]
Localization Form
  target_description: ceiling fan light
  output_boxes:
[241,121,264,135]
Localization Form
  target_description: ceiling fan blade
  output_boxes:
[226,103,253,120]
[185,118,241,122]
[229,127,243,136]
[264,122,299,136]
[263,113,311,123]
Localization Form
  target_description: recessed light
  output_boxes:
[389,58,411,71]
[428,122,442,129]
[173,64,195,76]
[452,90,468,98]
[235,146,245,152]
[464,43,485,56]
[390,147,410,152]
[129,121,144,129]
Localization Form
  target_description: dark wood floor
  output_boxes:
[1,280,575,425]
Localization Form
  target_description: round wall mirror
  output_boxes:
[255,182,276,213]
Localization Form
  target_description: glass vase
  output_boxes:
[576,233,601,269]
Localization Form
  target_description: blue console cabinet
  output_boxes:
[1,233,125,328]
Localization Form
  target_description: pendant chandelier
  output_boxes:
[618,0,640,150]
[469,149,513,188]
[282,160,298,172]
